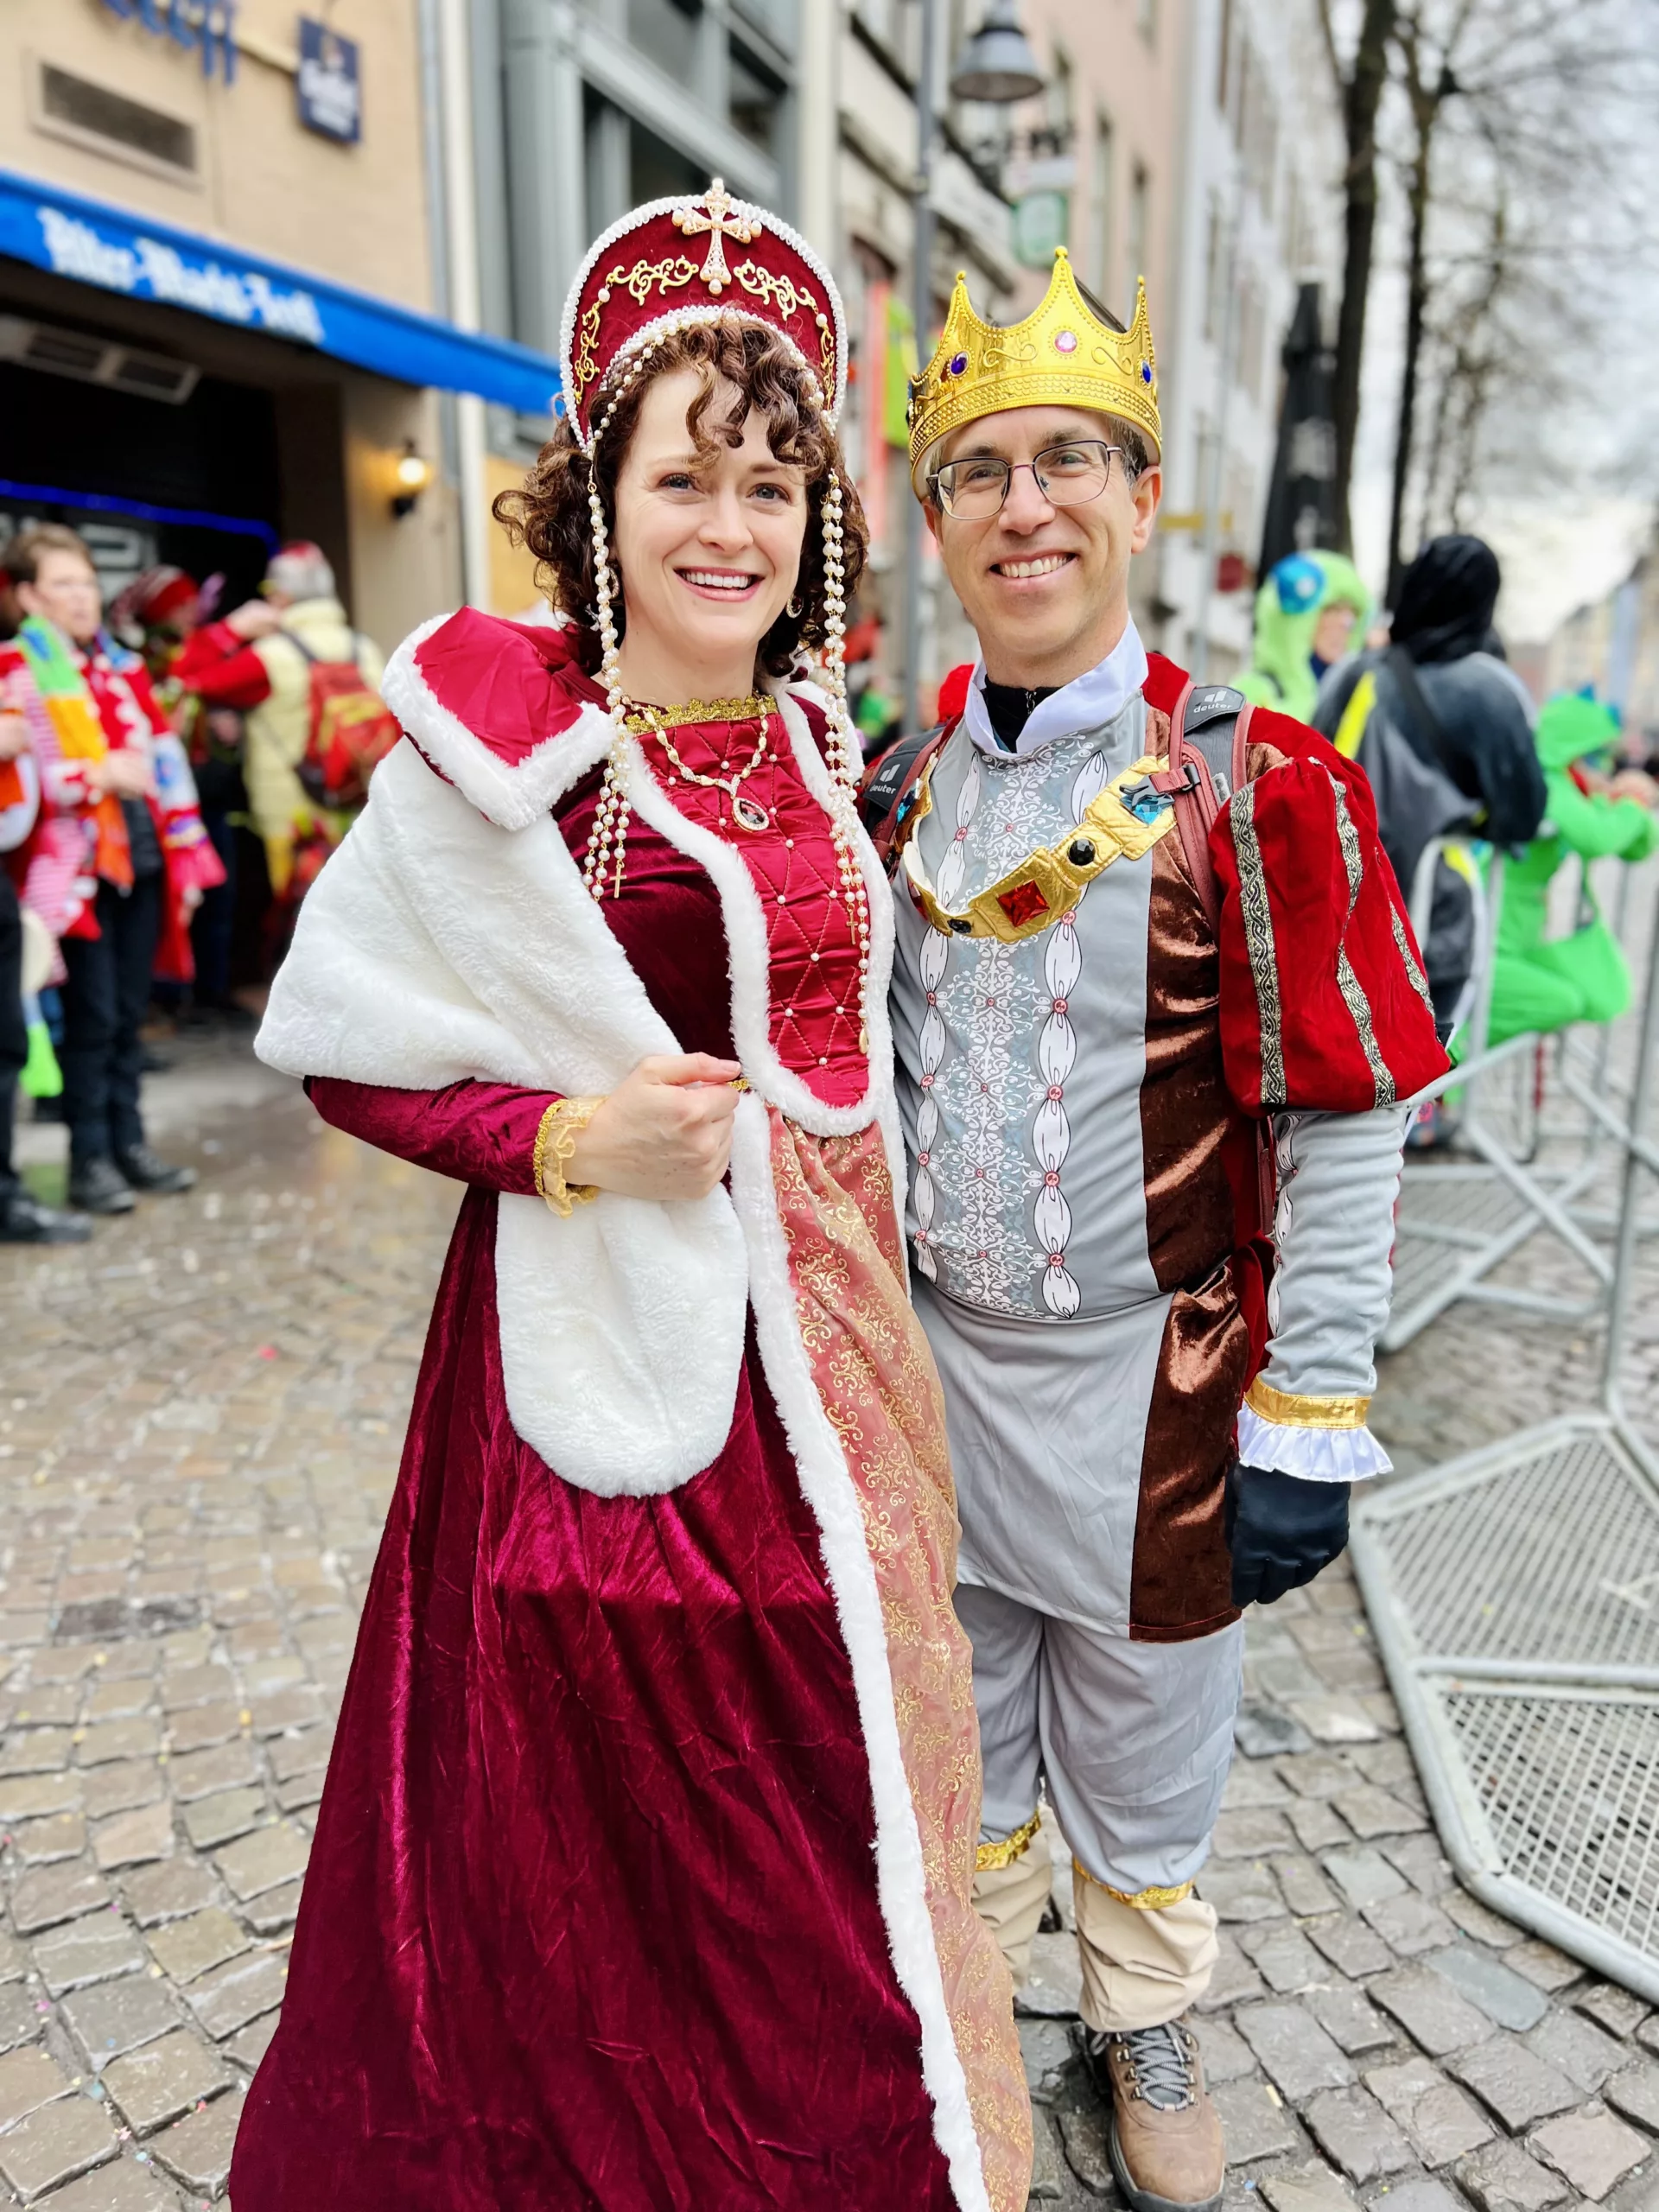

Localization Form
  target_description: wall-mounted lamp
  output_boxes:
[391,440,435,518]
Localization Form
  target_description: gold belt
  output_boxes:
[902,752,1178,944]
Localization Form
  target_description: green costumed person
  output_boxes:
[1234,550,1371,724]
[1468,692,1659,1055]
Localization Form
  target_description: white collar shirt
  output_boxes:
[959,619,1150,761]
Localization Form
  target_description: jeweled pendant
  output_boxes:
[732,792,771,833]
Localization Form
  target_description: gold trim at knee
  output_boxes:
[976,1810,1042,1872]
[1073,1859,1195,1910]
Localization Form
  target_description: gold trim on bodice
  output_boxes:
[902,752,1179,944]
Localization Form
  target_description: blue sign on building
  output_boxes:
[99,0,238,86]
[0,167,565,417]
[297,20,362,145]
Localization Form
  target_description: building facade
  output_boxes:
[0,0,556,645]
[1154,0,1344,676]
[468,0,1011,679]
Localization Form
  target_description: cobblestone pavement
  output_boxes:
[0,1030,1652,2209]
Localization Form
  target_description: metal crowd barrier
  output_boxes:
[1351,877,1659,1997]
[1380,840,1654,1350]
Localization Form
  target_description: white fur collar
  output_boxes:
[378,613,613,832]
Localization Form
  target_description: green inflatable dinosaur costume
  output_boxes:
[1471,692,1657,1052]
[1235,550,1371,725]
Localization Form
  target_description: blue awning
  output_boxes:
[0,166,564,417]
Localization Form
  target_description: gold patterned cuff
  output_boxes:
[1073,1859,1196,1910]
[1246,1377,1372,1432]
[976,1809,1042,1872]
[532,1096,605,1218]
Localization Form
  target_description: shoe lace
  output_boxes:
[1109,2023,1197,2110]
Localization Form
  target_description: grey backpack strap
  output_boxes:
[1154,683,1254,932]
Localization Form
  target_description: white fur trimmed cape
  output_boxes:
[255,610,906,1502]
[255,613,1011,2212]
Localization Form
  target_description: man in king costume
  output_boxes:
[869,255,1447,2211]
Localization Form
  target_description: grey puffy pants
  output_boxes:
[957,1582,1243,2030]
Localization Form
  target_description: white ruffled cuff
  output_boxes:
[1236,1403,1392,1482]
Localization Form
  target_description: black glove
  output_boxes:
[1226,1463,1351,1608]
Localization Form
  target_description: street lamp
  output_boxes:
[901,0,1045,734]
[950,0,1046,105]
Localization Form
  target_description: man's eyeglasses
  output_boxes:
[929,440,1133,520]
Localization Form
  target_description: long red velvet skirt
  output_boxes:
[229,1185,968,2209]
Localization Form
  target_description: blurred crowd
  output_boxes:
[0,525,387,1242]
[0,515,1653,1244]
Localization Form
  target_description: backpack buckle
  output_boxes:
[1122,760,1199,823]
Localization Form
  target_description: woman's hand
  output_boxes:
[566,1053,744,1202]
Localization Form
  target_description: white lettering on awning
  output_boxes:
[35,205,324,346]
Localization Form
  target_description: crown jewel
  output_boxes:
[908,250,1160,474]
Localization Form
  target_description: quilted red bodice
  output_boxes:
[636,710,868,1109]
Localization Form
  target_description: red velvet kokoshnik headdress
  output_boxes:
[555,180,859,905]
[560,181,847,449]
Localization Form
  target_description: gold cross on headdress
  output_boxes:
[672,178,760,296]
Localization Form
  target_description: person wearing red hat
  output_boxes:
[231,183,1030,2212]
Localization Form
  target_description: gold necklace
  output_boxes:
[622,692,772,731]
[634,701,776,833]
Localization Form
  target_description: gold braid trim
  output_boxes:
[533,1096,606,1218]
[1073,1859,1195,1910]
[1246,1377,1372,1432]
[976,1809,1042,1872]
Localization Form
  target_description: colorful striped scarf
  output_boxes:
[15,616,131,890]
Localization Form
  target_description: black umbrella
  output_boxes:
[1258,283,1340,576]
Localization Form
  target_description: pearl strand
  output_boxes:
[581,334,666,902]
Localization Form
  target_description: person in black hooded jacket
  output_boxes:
[1313,534,1547,1035]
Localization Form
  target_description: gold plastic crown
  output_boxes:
[908,250,1160,476]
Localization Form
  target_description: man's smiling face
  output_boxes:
[925,404,1161,688]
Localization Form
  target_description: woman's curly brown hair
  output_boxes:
[493,319,868,679]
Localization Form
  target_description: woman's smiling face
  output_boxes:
[610,365,809,702]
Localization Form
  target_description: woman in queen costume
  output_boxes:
[231,184,1030,2211]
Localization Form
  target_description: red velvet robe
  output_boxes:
[231,650,1029,2211]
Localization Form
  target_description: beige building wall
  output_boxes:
[2,0,462,641]
[8,0,434,311]
[996,0,1187,337]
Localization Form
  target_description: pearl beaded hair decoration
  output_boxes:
[566,190,862,906]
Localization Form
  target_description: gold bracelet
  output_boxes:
[532,1096,605,1218]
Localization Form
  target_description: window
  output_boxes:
[36,66,196,177]
[1283,171,1303,273]
[1047,46,1075,140]
[1090,114,1115,302]
[1236,278,1264,403]
[1216,0,1234,115]
[1125,163,1150,303]
[627,0,701,81]
[729,42,782,156]
[630,118,704,206]
[1202,199,1224,343]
